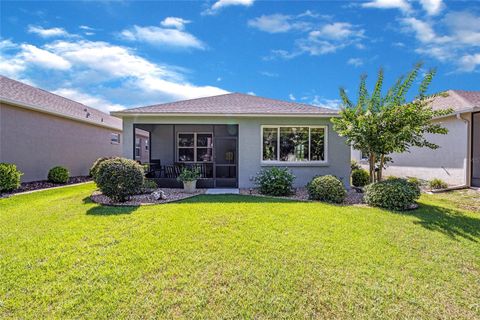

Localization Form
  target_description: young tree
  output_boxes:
[332,63,452,182]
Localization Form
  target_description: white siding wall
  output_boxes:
[352,116,469,185]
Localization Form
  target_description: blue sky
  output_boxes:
[1,0,479,113]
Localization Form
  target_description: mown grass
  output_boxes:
[1,183,479,319]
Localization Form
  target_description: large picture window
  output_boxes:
[262,126,327,162]
[177,132,213,162]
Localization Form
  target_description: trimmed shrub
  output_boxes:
[364,178,420,211]
[96,158,144,202]
[48,166,69,184]
[90,157,115,182]
[255,167,295,196]
[429,178,448,190]
[307,175,346,204]
[0,163,22,192]
[351,169,370,187]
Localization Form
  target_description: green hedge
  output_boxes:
[307,175,346,204]
[351,169,370,187]
[0,163,22,192]
[364,178,420,211]
[96,158,145,202]
[48,166,70,184]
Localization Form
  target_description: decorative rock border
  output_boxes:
[90,188,206,206]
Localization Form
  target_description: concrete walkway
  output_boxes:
[205,188,240,195]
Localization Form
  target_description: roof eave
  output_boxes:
[110,112,339,118]
[1,97,122,131]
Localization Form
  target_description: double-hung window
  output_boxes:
[261,126,327,163]
[177,132,213,162]
[111,133,120,144]
[135,138,141,157]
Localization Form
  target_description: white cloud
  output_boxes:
[248,14,310,33]
[79,25,94,31]
[2,38,227,109]
[53,88,126,112]
[160,17,191,30]
[347,58,364,67]
[120,25,205,49]
[310,22,364,40]
[311,96,341,109]
[27,25,70,38]
[458,53,480,72]
[419,0,444,16]
[20,44,71,70]
[288,93,296,101]
[259,71,279,77]
[362,0,411,12]
[400,12,480,72]
[203,0,254,15]
[246,91,256,96]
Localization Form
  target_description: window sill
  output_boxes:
[111,142,120,145]
[261,161,329,167]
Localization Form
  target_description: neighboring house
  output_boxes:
[112,93,350,189]
[352,90,480,187]
[0,75,123,182]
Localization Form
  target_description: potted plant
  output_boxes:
[177,167,200,193]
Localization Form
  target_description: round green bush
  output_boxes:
[255,167,295,196]
[351,169,370,187]
[364,178,420,211]
[90,157,115,182]
[307,175,346,204]
[96,158,145,202]
[48,166,70,184]
[0,163,22,192]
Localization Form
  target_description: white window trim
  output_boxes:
[260,125,328,165]
[177,132,214,163]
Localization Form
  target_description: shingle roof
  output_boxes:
[0,76,122,130]
[430,90,480,113]
[112,93,338,116]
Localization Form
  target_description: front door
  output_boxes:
[472,112,480,187]
[214,136,238,188]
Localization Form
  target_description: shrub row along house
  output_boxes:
[111,93,351,189]
[352,90,480,187]
[0,76,149,182]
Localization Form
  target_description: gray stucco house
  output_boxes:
[112,93,350,189]
[0,76,145,182]
[352,90,480,187]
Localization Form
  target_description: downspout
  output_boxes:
[456,113,471,187]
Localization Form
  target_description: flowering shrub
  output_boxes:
[307,175,346,204]
[364,178,420,211]
[255,167,295,196]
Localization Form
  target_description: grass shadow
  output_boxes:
[178,194,300,204]
[86,205,139,216]
[404,203,480,242]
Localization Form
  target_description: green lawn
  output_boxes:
[1,183,479,319]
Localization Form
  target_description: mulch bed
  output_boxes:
[90,188,206,206]
[240,187,364,205]
[1,176,91,197]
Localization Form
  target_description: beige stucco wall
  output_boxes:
[351,115,469,186]
[0,103,122,182]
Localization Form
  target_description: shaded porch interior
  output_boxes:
[134,124,238,188]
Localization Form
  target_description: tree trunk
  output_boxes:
[369,153,376,183]
[377,154,385,181]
